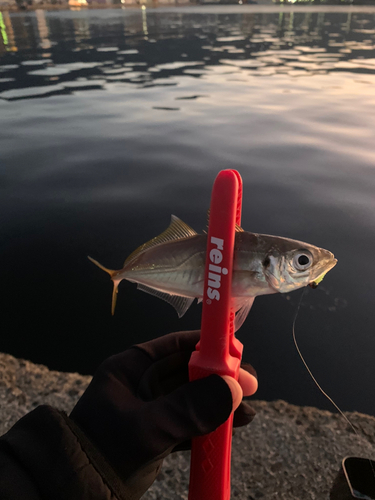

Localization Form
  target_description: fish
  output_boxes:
[88,215,337,330]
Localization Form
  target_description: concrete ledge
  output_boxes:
[1,352,374,499]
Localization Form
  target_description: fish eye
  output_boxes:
[293,251,313,271]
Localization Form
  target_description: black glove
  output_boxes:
[70,330,257,498]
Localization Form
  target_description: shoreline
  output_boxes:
[2,3,375,13]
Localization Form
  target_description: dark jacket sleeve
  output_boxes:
[0,405,139,500]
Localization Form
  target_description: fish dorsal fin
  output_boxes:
[137,283,194,318]
[233,297,255,331]
[124,215,197,267]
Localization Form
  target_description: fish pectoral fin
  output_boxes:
[124,215,197,267]
[233,297,255,332]
[137,283,194,318]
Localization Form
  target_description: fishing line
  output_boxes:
[292,288,357,433]
[292,288,375,492]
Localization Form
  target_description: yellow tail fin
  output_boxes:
[88,256,115,276]
[111,279,121,316]
[88,256,120,315]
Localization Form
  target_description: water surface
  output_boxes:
[1,5,375,415]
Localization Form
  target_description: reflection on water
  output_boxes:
[1,7,375,416]
[1,8,375,99]
[0,10,16,52]
[35,9,52,50]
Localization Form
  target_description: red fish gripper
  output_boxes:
[188,169,243,500]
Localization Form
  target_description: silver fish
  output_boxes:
[89,215,337,330]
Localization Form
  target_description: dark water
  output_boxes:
[1,5,375,415]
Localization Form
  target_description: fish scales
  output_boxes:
[124,235,206,297]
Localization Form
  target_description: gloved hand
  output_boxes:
[70,330,258,498]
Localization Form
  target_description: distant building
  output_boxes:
[69,0,87,6]
[198,0,271,4]
[0,0,17,7]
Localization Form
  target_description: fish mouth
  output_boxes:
[309,256,337,288]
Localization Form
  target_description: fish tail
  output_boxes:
[88,256,120,315]
[88,256,115,277]
[111,279,121,316]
